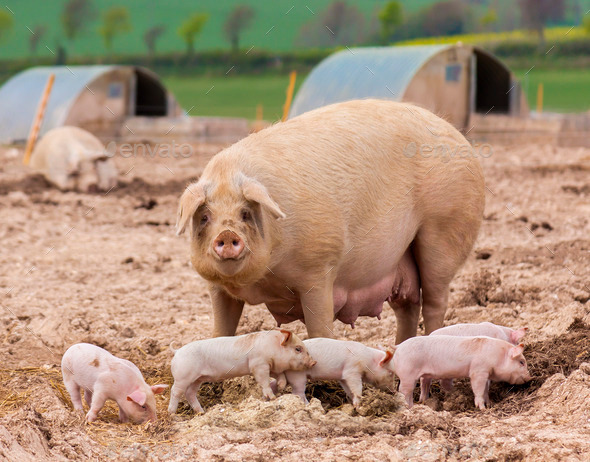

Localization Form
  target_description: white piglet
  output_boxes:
[283,338,395,407]
[61,343,167,423]
[393,336,531,410]
[428,322,528,392]
[168,329,316,414]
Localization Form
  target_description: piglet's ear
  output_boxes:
[510,344,525,359]
[279,329,292,346]
[127,390,147,406]
[242,178,285,220]
[151,384,168,395]
[379,350,393,366]
[176,183,206,235]
[511,327,528,344]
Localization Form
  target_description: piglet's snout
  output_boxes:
[213,230,245,260]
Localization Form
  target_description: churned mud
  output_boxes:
[0,140,589,461]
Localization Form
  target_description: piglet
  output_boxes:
[428,322,528,392]
[430,322,528,344]
[282,338,394,407]
[168,329,316,414]
[393,336,531,410]
[61,343,167,423]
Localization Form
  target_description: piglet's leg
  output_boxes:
[286,371,309,404]
[86,391,107,422]
[64,380,84,411]
[341,374,363,408]
[275,373,287,391]
[470,372,490,410]
[167,383,184,414]
[84,389,93,407]
[398,378,416,408]
[119,407,128,423]
[440,379,454,392]
[185,381,204,414]
[419,378,431,403]
[251,364,275,400]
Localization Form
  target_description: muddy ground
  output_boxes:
[0,138,589,461]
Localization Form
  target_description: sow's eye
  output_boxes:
[241,209,252,222]
[295,346,303,353]
[519,360,525,366]
[200,214,209,225]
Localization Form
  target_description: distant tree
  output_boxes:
[0,10,14,44]
[224,4,255,52]
[29,24,47,55]
[422,0,471,36]
[296,1,364,47]
[518,0,566,43]
[378,1,403,42]
[479,8,498,31]
[61,0,95,42]
[144,25,166,56]
[178,13,208,57]
[98,6,132,51]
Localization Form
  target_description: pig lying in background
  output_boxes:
[30,126,118,192]
[61,343,167,423]
[281,338,395,407]
[427,322,528,392]
[393,336,531,410]
[168,329,316,414]
[176,99,485,344]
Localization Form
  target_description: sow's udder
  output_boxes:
[272,250,420,328]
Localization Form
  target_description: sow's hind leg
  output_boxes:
[412,184,484,336]
[389,247,421,344]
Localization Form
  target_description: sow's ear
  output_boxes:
[241,178,285,220]
[176,183,206,235]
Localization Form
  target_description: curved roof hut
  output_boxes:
[289,44,528,130]
[0,65,181,143]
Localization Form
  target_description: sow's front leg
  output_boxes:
[209,284,245,337]
[300,283,336,338]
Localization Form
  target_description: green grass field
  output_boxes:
[162,74,305,121]
[165,69,590,120]
[0,0,434,59]
[513,68,590,113]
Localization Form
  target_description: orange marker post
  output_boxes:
[536,83,543,113]
[282,71,297,122]
[23,73,55,165]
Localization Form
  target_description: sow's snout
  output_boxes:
[212,230,245,260]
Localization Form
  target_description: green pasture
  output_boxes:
[0,0,426,59]
[165,68,590,120]
[162,74,306,121]
[514,68,590,113]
